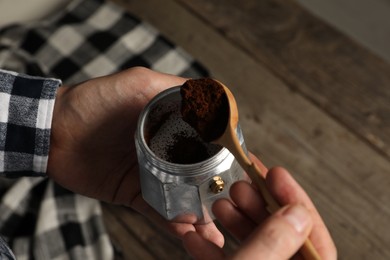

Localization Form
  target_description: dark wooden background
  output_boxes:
[103,0,390,259]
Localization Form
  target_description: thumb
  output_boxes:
[232,204,313,260]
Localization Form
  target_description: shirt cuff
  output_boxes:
[0,69,62,177]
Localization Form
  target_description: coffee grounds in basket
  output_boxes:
[180,78,229,142]
[146,103,221,164]
[166,133,211,164]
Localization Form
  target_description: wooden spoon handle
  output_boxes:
[246,162,280,213]
[246,163,322,260]
[219,126,322,259]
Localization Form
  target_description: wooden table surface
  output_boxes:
[103,0,390,259]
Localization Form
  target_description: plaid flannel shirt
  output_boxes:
[0,69,60,259]
[0,236,14,260]
[0,0,208,259]
[0,69,61,177]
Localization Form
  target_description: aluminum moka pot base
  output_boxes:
[135,87,248,224]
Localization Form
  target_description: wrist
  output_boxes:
[48,85,67,174]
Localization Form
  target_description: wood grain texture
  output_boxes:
[108,0,390,259]
[102,204,191,260]
[178,0,390,160]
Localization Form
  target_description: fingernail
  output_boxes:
[282,205,310,233]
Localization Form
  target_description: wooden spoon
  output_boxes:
[180,78,321,260]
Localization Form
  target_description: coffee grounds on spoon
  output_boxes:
[180,78,229,142]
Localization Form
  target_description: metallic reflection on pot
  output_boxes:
[135,87,248,224]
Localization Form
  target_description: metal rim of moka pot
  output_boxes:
[135,86,248,224]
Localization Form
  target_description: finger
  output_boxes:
[121,66,187,92]
[148,68,188,88]
[266,167,315,208]
[194,221,225,248]
[131,193,225,247]
[229,181,269,224]
[233,204,313,260]
[183,231,225,260]
[249,152,268,177]
[267,167,337,260]
[213,199,257,241]
[131,193,195,236]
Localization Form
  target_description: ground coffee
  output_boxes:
[180,78,229,142]
[145,101,221,164]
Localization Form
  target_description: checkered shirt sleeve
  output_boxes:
[0,0,209,258]
[0,69,61,177]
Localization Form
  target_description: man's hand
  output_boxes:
[183,166,337,259]
[47,67,224,246]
